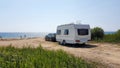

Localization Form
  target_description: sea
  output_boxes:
[0,32,115,39]
[104,31,116,34]
[0,32,48,39]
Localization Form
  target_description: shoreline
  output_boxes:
[0,37,43,41]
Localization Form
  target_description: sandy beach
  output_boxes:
[0,38,120,68]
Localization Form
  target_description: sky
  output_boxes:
[0,0,120,32]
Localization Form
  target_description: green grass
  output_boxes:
[93,33,120,43]
[0,45,96,68]
[103,33,120,43]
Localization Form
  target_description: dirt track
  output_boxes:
[0,38,120,68]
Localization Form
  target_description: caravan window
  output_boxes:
[77,29,88,35]
[57,30,61,35]
[64,29,69,35]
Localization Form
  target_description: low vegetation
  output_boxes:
[102,30,120,43]
[0,45,96,68]
[91,27,120,43]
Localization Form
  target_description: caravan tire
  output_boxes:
[62,40,66,45]
[82,43,86,45]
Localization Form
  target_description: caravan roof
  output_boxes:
[57,23,90,28]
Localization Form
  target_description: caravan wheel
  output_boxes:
[62,40,66,45]
[82,43,86,45]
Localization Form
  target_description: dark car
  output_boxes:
[45,33,56,42]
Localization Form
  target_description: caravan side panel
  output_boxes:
[56,25,75,44]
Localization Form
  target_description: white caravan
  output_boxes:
[56,23,91,45]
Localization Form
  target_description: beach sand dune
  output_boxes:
[0,38,120,68]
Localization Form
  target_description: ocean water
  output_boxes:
[104,32,116,34]
[0,32,115,39]
[0,32,48,39]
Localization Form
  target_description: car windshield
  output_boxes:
[77,29,88,35]
[48,34,55,37]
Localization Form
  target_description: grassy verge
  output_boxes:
[0,45,96,68]
[103,34,120,43]
[91,27,120,43]
[93,34,120,43]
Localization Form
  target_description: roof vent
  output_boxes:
[76,20,82,24]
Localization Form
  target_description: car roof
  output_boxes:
[48,33,56,34]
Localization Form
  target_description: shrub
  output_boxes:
[100,29,120,43]
[116,29,120,34]
[115,29,120,40]
[91,27,104,40]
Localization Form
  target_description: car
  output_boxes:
[45,33,56,42]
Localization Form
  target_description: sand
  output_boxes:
[0,38,120,68]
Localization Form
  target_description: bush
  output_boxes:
[103,29,120,43]
[115,29,120,40]
[104,30,120,43]
[91,27,104,40]
[116,29,120,34]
